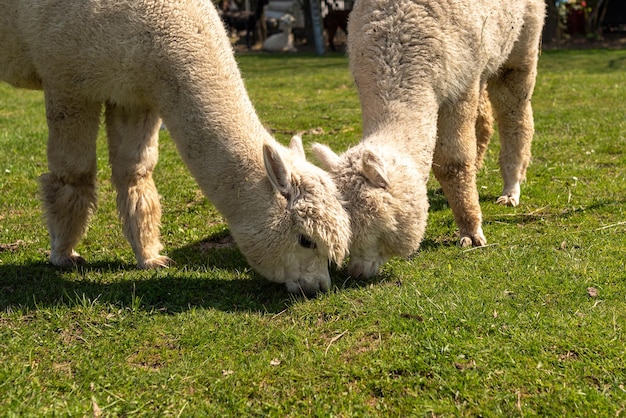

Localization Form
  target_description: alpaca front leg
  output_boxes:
[106,104,170,268]
[41,92,100,266]
[434,90,486,247]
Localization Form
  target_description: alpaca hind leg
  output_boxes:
[433,87,486,247]
[474,86,494,171]
[105,104,170,268]
[488,24,541,207]
[40,91,100,266]
[488,69,535,207]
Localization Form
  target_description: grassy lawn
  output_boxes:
[1,48,625,416]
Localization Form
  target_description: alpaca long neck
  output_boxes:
[362,97,440,173]
[163,96,274,222]
[155,45,275,226]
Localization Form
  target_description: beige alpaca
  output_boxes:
[0,0,351,294]
[313,0,544,278]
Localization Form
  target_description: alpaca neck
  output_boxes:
[362,97,439,171]
[137,1,282,228]
[156,64,275,227]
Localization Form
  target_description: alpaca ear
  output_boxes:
[311,143,341,172]
[263,142,292,199]
[289,135,306,160]
[362,149,389,189]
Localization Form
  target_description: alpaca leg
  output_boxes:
[474,86,494,171]
[40,91,100,267]
[487,26,541,207]
[105,103,170,268]
[433,87,486,247]
[488,69,535,207]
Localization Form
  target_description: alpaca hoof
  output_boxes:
[459,233,487,248]
[50,251,86,268]
[496,194,519,207]
[139,256,173,269]
[459,236,473,248]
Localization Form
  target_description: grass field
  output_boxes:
[1,48,625,416]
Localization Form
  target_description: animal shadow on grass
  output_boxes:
[0,232,387,315]
[428,187,502,212]
[168,232,391,299]
[0,267,289,316]
[427,188,450,212]
[9,186,580,315]
[0,252,288,315]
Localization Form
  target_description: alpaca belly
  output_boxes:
[0,31,42,90]
[0,59,42,90]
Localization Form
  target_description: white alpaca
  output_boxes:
[263,14,297,52]
[0,0,351,295]
[313,0,545,278]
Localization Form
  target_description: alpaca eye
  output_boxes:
[298,235,317,249]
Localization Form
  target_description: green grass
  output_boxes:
[1,49,625,416]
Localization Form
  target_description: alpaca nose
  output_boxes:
[285,274,331,296]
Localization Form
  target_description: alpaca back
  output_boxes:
[1,1,242,108]
[347,0,543,128]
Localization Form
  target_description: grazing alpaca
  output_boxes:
[313,0,545,278]
[0,0,351,294]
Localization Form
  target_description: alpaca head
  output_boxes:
[312,142,429,279]
[233,136,351,296]
[278,14,296,31]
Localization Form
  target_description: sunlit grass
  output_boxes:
[1,49,625,416]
